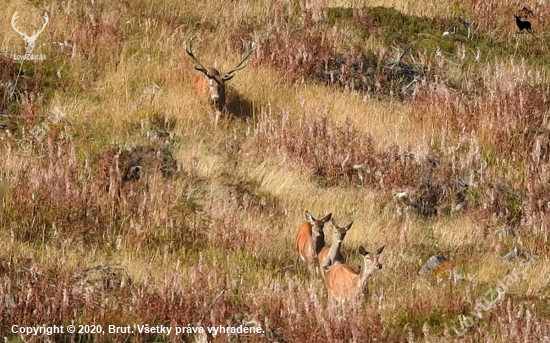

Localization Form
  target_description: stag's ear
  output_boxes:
[221,73,235,82]
[197,67,211,79]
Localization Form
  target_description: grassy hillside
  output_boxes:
[1,0,550,342]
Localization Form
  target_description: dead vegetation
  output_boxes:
[1,0,550,341]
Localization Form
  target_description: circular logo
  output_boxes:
[16,137,32,153]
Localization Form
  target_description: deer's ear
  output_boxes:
[197,67,211,79]
[321,213,332,223]
[359,246,368,256]
[375,245,385,255]
[221,73,235,82]
[345,222,353,231]
[305,211,314,223]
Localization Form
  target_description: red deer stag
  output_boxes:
[186,37,256,112]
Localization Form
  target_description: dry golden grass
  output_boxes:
[1,0,550,342]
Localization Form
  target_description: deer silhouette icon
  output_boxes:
[514,14,532,32]
[11,11,49,55]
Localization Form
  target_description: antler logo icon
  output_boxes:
[11,11,49,55]
[520,7,535,19]
[514,7,537,35]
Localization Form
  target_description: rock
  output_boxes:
[74,264,132,292]
[501,247,518,263]
[418,255,447,276]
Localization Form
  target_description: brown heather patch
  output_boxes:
[415,82,550,162]
[248,110,474,218]
[0,55,17,108]
[6,141,102,245]
[224,179,283,218]
[230,15,429,99]
[0,58,49,126]
[3,139,205,251]
[253,26,334,83]
[486,85,549,159]
[0,258,401,342]
[411,73,550,233]
[69,6,125,81]
[207,198,260,253]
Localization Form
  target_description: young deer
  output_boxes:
[295,211,332,277]
[318,219,353,274]
[325,245,385,302]
[185,37,256,112]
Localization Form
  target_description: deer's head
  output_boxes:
[186,37,256,110]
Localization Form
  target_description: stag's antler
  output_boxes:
[223,39,257,76]
[12,12,49,39]
[11,11,26,37]
[185,37,210,75]
[31,13,49,39]
[519,7,536,18]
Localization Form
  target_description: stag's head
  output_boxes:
[12,11,49,54]
[186,37,256,110]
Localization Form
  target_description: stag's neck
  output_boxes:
[214,97,226,111]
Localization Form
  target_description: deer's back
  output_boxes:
[295,222,313,261]
[318,246,330,267]
[325,264,359,298]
